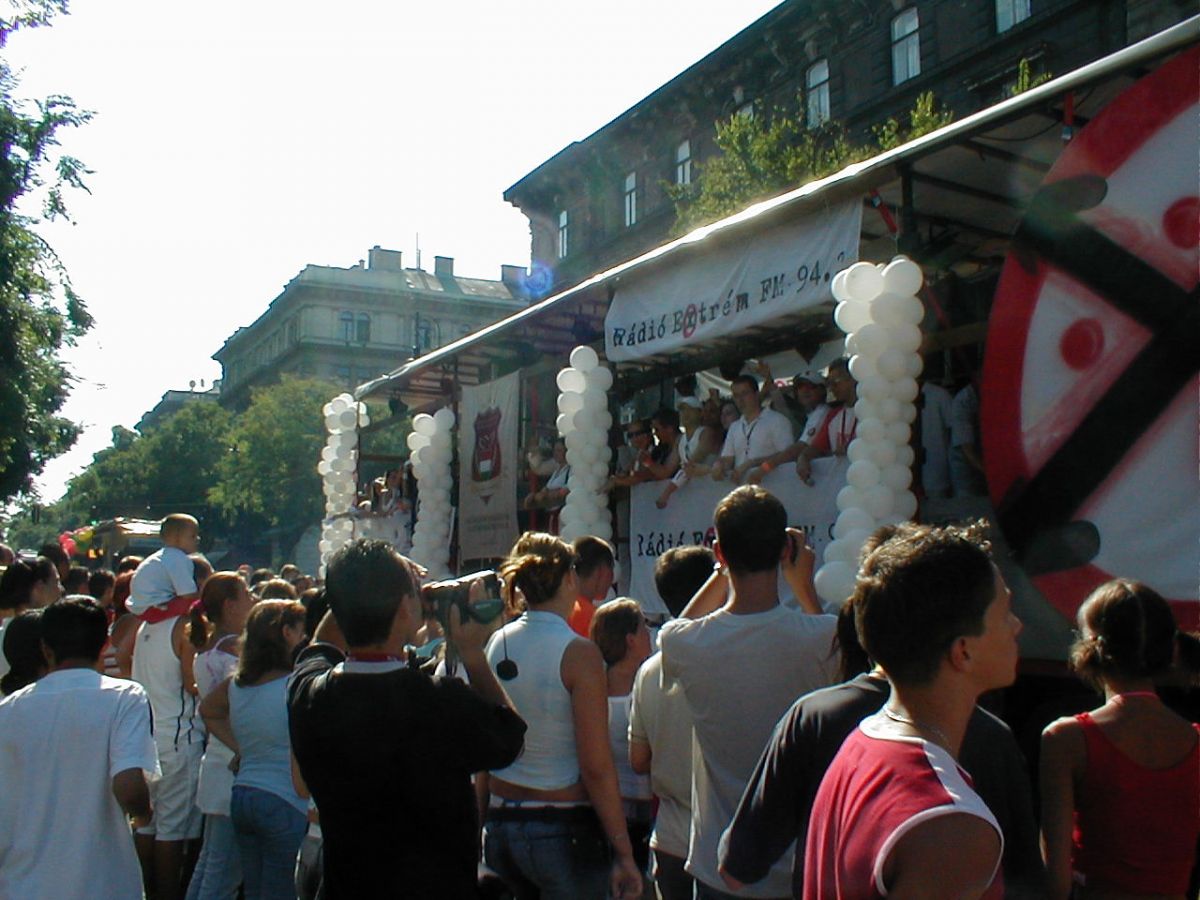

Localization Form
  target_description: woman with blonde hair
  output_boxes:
[481,532,642,899]
[186,573,256,899]
[201,600,307,900]
[1040,579,1200,899]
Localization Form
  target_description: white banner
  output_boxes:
[625,456,847,615]
[458,371,521,562]
[605,200,862,361]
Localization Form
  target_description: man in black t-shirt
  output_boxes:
[288,540,525,899]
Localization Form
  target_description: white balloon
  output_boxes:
[904,353,924,378]
[330,456,352,473]
[854,399,879,424]
[857,417,886,443]
[337,409,357,430]
[359,412,371,428]
[841,528,872,554]
[894,490,919,519]
[890,322,923,354]
[869,441,897,468]
[564,430,585,451]
[815,561,856,606]
[559,392,585,415]
[854,322,890,358]
[330,397,349,414]
[890,377,919,403]
[433,408,456,431]
[886,422,911,445]
[862,484,895,519]
[846,439,872,464]
[877,397,902,423]
[882,257,923,296]
[843,262,885,304]
[557,368,587,394]
[582,388,605,411]
[837,484,865,513]
[846,460,881,489]
[413,414,437,436]
[430,430,451,450]
[821,539,856,566]
[876,348,907,380]
[882,463,913,491]
[898,295,925,326]
[834,508,875,539]
[317,460,332,475]
[869,292,907,327]
[588,366,613,391]
[556,413,571,436]
[324,414,341,432]
[895,444,915,467]
[859,375,890,403]
[598,410,613,430]
[848,354,877,382]
[831,268,852,302]
[570,346,599,372]
[834,300,872,334]
[899,403,917,425]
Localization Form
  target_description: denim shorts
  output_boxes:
[483,807,610,900]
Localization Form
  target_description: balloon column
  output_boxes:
[813,257,925,608]
[318,393,369,573]
[407,407,456,578]
[555,346,614,544]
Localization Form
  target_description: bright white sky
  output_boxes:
[12,0,782,504]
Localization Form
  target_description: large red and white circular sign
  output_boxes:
[983,45,1199,629]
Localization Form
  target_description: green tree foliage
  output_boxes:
[209,377,335,542]
[1007,58,1052,97]
[672,91,955,233]
[0,1,94,500]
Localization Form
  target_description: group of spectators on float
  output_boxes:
[1,488,1197,899]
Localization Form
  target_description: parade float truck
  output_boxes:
[347,20,1198,744]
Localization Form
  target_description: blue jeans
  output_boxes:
[230,786,307,900]
[483,812,610,900]
[186,814,242,900]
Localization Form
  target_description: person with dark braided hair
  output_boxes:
[1040,579,1200,899]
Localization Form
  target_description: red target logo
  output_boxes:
[983,45,1199,629]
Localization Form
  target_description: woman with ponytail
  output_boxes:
[1040,579,1200,899]
[187,573,256,900]
[481,532,643,900]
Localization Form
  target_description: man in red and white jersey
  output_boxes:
[804,521,1022,900]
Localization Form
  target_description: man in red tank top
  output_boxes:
[804,521,1022,900]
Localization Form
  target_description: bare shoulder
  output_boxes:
[1041,714,1085,744]
[560,636,604,690]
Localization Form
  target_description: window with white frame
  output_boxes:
[623,171,638,227]
[995,0,1030,33]
[356,313,370,344]
[557,209,569,258]
[806,59,831,128]
[675,140,692,186]
[891,8,921,85]
[339,310,354,342]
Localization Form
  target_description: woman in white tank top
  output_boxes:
[482,532,643,900]
[186,572,255,900]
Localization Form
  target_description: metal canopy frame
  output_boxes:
[356,17,1197,409]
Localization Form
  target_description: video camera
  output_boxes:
[421,570,505,634]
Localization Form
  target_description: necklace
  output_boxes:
[882,705,952,749]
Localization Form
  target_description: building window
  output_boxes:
[675,140,692,185]
[339,311,354,342]
[623,171,638,227]
[996,0,1030,33]
[356,313,370,344]
[557,209,569,259]
[416,321,435,353]
[891,8,921,85]
[806,59,830,128]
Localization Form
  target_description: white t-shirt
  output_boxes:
[129,546,196,614]
[0,668,157,899]
[608,694,651,802]
[628,651,693,858]
[800,402,831,445]
[659,602,839,898]
[921,382,954,498]
[720,408,795,467]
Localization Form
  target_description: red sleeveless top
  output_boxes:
[1073,711,1200,895]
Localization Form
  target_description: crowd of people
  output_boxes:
[0,480,1197,897]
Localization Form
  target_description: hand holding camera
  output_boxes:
[422,571,505,658]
